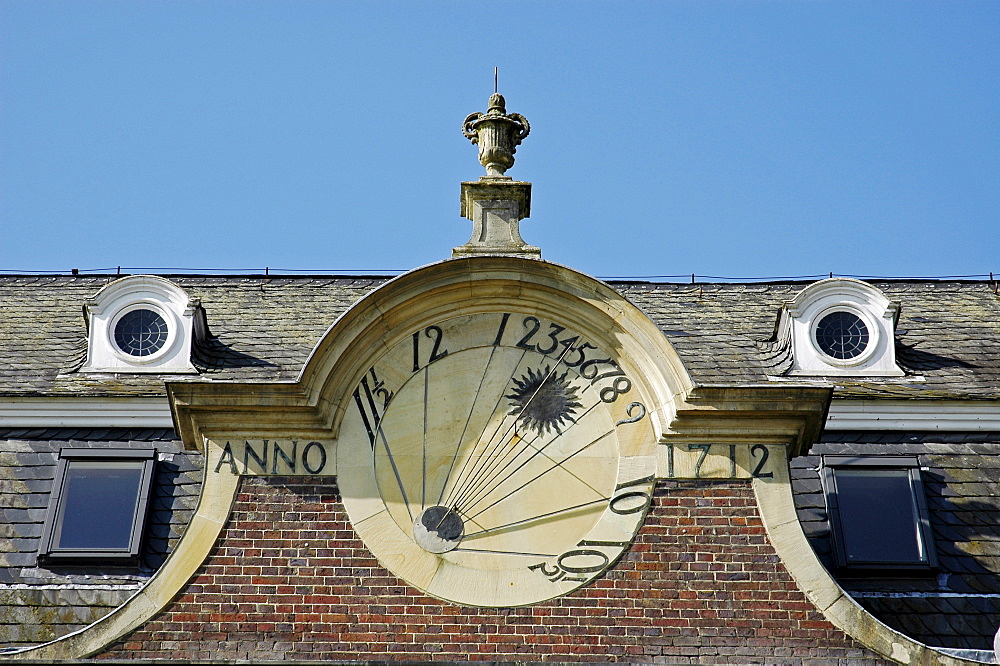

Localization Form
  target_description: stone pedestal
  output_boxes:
[453,178,539,259]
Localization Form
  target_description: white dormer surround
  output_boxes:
[82,276,199,373]
[782,278,903,377]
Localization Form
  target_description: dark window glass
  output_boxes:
[822,456,936,572]
[114,309,169,357]
[815,311,869,360]
[52,461,145,550]
[834,469,922,563]
[40,449,156,562]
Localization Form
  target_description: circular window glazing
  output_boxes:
[815,311,870,360]
[114,309,169,357]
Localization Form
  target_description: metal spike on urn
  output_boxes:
[454,92,539,259]
[462,93,530,178]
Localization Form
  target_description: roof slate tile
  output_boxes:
[1,276,997,398]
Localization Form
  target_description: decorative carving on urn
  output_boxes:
[462,93,530,178]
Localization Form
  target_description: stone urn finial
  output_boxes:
[462,93,530,178]
[454,92,538,259]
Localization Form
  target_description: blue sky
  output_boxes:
[1,1,997,280]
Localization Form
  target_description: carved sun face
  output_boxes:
[506,365,582,436]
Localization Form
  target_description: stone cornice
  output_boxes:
[166,381,330,451]
[4,393,997,438]
[667,385,832,458]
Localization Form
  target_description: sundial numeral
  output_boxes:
[515,316,541,349]
[588,363,626,384]
[527,480,651,582]
[599,377,632,403]
[535,323,566,355]
[412,325,448,372]
[557,548,610,574]
[510,314,592,365]
[353,368,392,450]
[615,401,647,426]
[579,356,614,379]
[610,476,653,515]
[528,561,564,581]
[493,313,511,346]
[562,342,595,368]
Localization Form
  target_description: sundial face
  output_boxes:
[337,310,658,607]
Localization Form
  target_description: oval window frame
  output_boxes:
[810,304,880,367]
[107,302,180,365]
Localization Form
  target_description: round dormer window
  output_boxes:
[113,308,169,357]
[814,311,870,360]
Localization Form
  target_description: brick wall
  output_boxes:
[97,476,889,663]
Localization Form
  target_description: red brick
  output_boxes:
[97,476,889,664]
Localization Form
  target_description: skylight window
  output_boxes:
[821,455,936,573]
[39,449,156,563]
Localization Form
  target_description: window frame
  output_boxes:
[110,303,173,361]
[821,455,937,574]
[39,448,157,563]
[812,308,873,364]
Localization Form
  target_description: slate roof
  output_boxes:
[0,275,387,396]
[0,429,201,648]
[619,280,1000,399]
[1,274,998,400]
[0,273,998,655]
[792,431,1000,650]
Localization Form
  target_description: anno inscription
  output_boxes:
[212,440,333,476]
